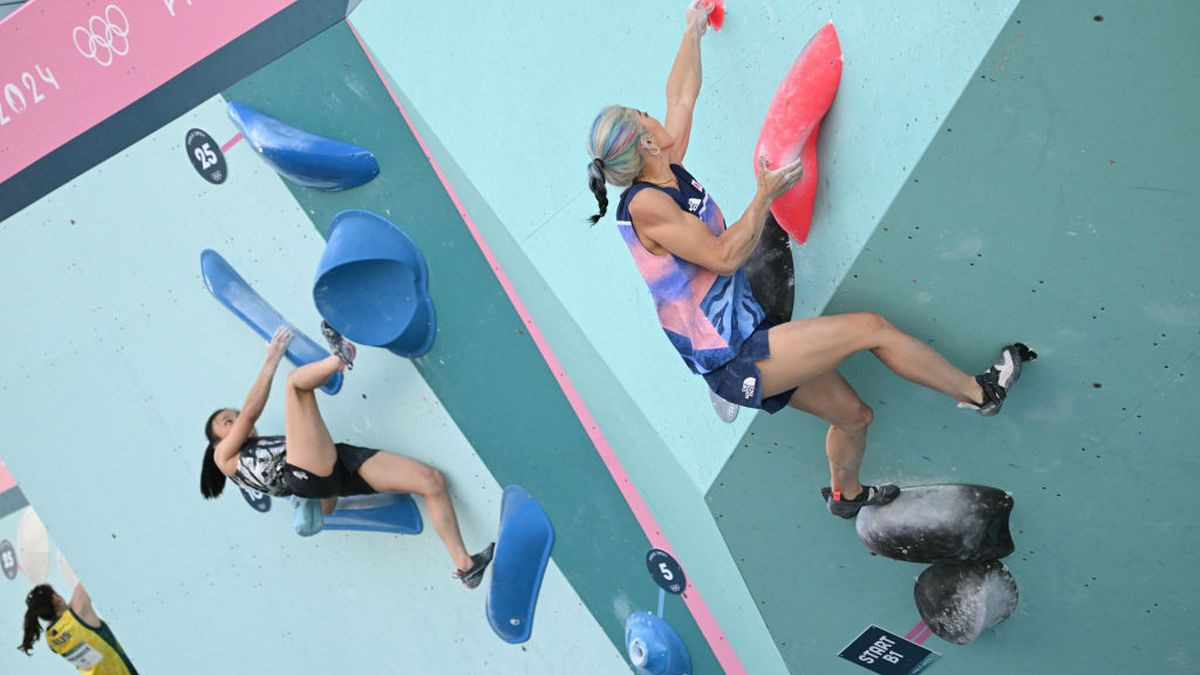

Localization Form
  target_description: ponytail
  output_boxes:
[19,584,56,654]
[585,105,648,224]
[587,159,609,225]
[200,408,228,499]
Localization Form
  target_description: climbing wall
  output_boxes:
[0,71,624,675]
[3,0,1195,672]
[708,1,1200,672]
[220,21,725,672]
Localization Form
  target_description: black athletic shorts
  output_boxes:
[282,443,379,498]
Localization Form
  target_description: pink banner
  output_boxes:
[0,0,297,183]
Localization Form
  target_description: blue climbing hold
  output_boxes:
[239,487,272,513]
[200,249,342,395]
[486,485,554,644]
[292,493,423,537]
[226,101,380,191]
[313,209,437,358]
[625,611,692,675]
[292,496,324,537]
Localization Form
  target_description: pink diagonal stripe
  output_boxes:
[0,458,16,493]
[905,620,927,641]
[221,132,244,154]
[347,21,745,674]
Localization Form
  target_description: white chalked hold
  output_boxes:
[854,484,1014,564]
[914,561,1019,645]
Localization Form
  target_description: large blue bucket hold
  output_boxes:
[313,209,436,358]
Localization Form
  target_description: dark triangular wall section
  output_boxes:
[0,486,28,521]
[222,21,723,672]
[0,0,357,222]
[708,1,1200,673]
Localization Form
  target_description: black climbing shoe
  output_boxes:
[456,542,495,590]
[821,485,900,519]
[320,321,357,370]
[958,343,1037,416]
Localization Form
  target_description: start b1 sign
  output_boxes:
[839,625,939,675]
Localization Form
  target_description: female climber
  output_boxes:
[584,1,1035,518]
[19,582,137,674]
[200,324,494,587]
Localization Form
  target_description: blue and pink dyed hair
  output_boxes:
[585,105,647,224]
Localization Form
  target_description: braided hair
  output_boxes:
[587,159,608,225]
[585,105,648,225]
[19,584,58,654]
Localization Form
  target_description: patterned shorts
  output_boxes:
[702,324,797,414]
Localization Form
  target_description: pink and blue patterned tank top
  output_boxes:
[616,164,766,374]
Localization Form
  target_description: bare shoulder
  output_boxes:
[214,438,242,477]
[68,585,101,628]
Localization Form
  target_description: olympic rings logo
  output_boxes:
[73,4,130,67]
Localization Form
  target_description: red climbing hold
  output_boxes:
[753,22,843,243]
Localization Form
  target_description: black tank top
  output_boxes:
[229,436,290,497]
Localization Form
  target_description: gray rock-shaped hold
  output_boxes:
[854,484,1014,564]
[744,214,795,327]
[914,561,1019,645]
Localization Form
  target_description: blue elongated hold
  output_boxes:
[625,611,692,675]
[200,249,342,395]
[226,101,380,191]
[292,493,423,537]
[486,485,555,644]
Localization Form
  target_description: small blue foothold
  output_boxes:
[292,493,423,537]
[625,611,692,675]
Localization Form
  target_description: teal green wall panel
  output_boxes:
[349,47,792,673]
[709,1,1199,672]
